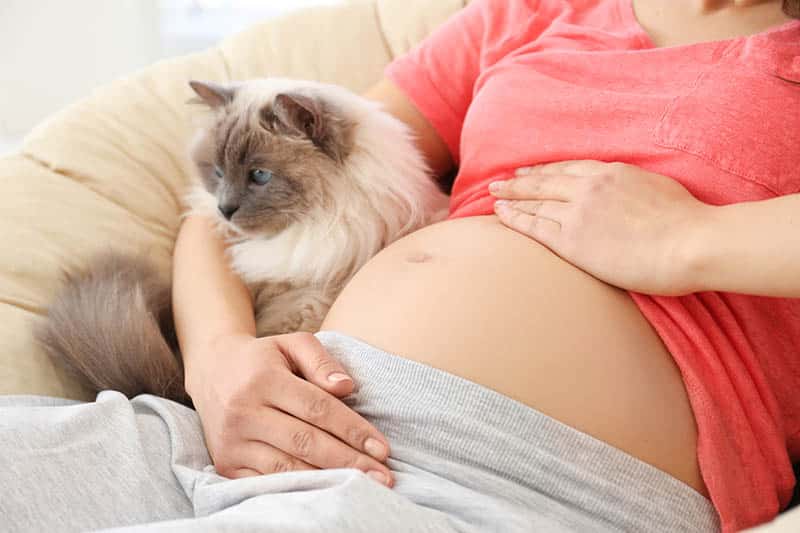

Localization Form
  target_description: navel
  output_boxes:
[406,251,433,264]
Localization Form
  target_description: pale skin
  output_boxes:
[173,0,795,484]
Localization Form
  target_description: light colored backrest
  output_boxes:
[0,0,465,399]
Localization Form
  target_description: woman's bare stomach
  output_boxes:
[320,215,707,496]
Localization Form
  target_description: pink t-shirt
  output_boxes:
[385,1,800,531]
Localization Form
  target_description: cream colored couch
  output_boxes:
[0,0,795,530]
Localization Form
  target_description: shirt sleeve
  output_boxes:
[384,0,548,164]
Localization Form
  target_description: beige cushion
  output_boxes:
[0,0,466,400]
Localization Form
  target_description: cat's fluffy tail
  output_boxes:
[34,253,191,406]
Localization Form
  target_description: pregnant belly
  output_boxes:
[320,215,706,496]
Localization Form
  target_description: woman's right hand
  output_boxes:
[184,331,394,486]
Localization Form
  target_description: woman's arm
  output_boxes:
[490,160,800,297]
[691,194,800,297]
[172,215,256,369]
[173,77,452,481]
[173,215,396,483]
[363,78,454,178]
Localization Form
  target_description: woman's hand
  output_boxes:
[489,160,712,296]
[185,331,394,486]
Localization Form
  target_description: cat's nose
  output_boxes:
[218,204,239,220]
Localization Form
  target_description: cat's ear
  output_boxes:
[188,80,235,108]
[272,93,353,162]
[272,93,325,141]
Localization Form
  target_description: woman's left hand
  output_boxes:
[490,160,712,296]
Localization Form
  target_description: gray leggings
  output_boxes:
[0,331,719,532]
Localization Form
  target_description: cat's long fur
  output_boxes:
[35,78,448,406]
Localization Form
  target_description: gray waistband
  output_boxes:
[316,330,720,532]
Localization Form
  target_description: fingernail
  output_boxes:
[488,181,503,193]
[364,438,387,460]
[516,166,537,175]
[366,470,389,486]
[327,372,352,383]
[494,200,511,210]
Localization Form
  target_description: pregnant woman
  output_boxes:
[1,0,798,532]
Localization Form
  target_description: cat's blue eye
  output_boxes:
[249,168,273,185]
[214,165,224,178]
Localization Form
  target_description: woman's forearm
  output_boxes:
[690,193,800,297]
[172,215,256,381]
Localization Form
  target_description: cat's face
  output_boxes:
[189,81,355,237]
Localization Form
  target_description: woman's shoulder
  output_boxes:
[466,0,625,40]
[463,0,567,58]
[743,19,800,77]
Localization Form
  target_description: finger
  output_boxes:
[507,200,570,220]
[516,160,607,177]
[276,332,355,397]
[235,440,317,475]
[494,201,562,247]
[244,407,394,486]
[489,174,580,201]
[267,372,391,462]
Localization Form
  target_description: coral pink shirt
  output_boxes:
[385,1,800,531]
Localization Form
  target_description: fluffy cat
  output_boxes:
[35,78,449,406]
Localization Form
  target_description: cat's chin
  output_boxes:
[229,212,296,240]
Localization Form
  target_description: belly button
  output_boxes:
[406,251,433,263]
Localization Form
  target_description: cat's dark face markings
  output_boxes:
[189,81,356,237]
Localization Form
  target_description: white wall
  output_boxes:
[0,0,343,155]
[0,0,161,139]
